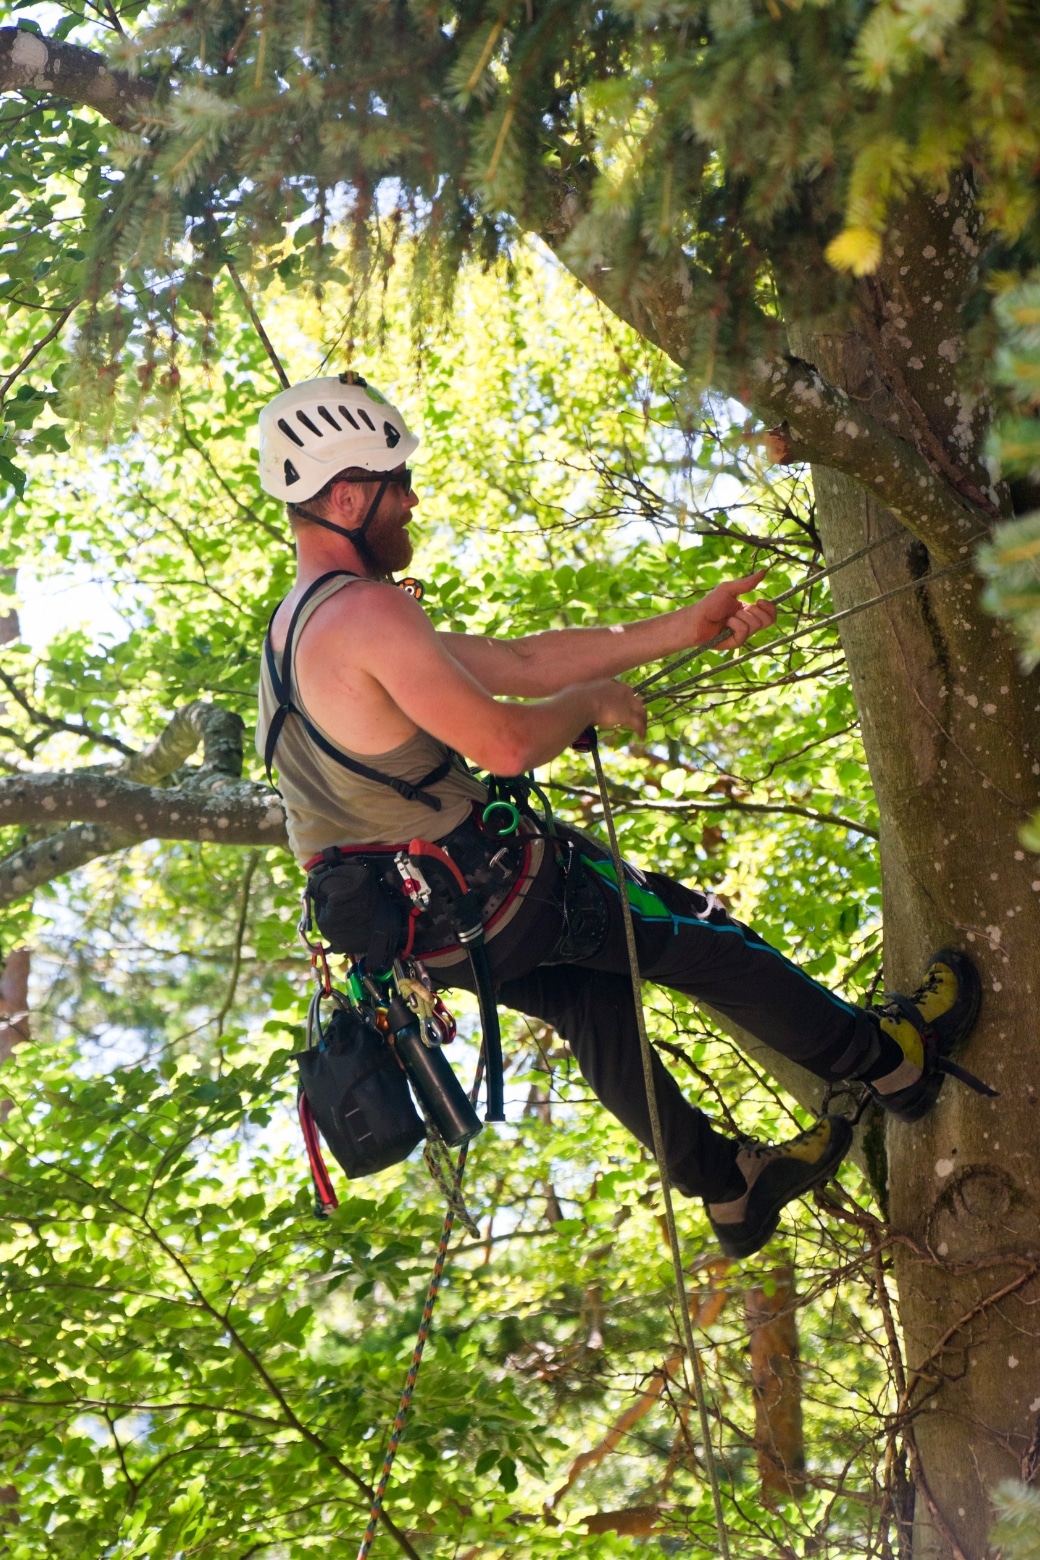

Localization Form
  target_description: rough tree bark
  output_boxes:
[0,27,152,129]
[546,180,1040,1555]
[789,186,1040,1560]
[0,702,287,903]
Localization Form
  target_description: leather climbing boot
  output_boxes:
[864,947,986,1122]
[706,1114,853,1260]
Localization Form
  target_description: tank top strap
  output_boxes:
[262,571,364,784]
[280,572,368,674]
[260,572,455,813]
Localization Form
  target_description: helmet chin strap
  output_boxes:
[291,477,392,568]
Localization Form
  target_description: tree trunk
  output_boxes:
[746,1261,806,1503]
[797,189,1040,1551]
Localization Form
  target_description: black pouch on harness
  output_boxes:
[310,858,407,974]
[306,811,528,970]
[296,1000,424,1179]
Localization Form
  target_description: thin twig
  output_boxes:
[547,780,879,840]
[225,260,290,389]
[653,554,977,706]
[214,851,259,1037]
[177,422,292,549]
[0,300,78,403]
[0,665,135,757]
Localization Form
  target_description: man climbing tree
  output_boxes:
[258,373,983,1260]
[3,0,1040,1547]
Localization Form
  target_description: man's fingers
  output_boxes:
[715,599,777,648]
[741,600,777,630]
[729,568,769,594]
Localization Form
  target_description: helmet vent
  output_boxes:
[318,405,341,430]
[277,417,305,448]
[338,404,360,430]
[283,458,300,485]
[296,410,323,437]
[357,407,375,431]
[383,421,401,448]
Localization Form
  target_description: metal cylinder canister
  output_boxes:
[387,995,482,1147]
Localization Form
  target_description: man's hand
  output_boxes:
[688,570,777,650]
[587,679,647,740]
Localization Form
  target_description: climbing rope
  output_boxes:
[636,536,980,703]
[587,729,733,1560]
[354,530,984,1556]
[355,1056,484,1560]
[422,1128,480,1239]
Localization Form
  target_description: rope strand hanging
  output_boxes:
[585,728,733,1558]
[356,1056,485,1560]
[636,534,984,705]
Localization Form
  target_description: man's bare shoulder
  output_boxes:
[310,578,431,646]
[272,576,429,655]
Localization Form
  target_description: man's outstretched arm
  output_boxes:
[304,583,647,775]
[439,572,777,696]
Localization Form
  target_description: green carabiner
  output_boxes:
[482,799,520,837]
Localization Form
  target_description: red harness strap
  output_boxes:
[298,1089,339,1212]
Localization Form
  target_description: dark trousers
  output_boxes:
[440,854,878,1203]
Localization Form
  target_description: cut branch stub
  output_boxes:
[0,27,154,130]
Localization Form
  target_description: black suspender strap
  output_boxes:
[262,571,451,811]
[263,570,349,784]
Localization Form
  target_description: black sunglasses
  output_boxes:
[336,467,413,494]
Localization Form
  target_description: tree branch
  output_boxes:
[119,701,244,785]
[745,354,984,562]
[0,703,286,904]
[548,780,879,840]
[0,299,78,403]
[0,663,136,758]
[0,27,154,129]
[537,179,986,562]
[0,774,285,887]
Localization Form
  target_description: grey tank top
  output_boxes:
[256,574,487,864]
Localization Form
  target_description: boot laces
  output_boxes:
[908,965,943,1007]
[740,1120,825,1164]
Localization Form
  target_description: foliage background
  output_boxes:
[0,240,911,1557]
[2,0,1040,1547]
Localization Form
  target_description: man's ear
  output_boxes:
[327,480,361,522]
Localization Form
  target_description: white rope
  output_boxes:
[588,734,732,1558]
[637,540,979,704]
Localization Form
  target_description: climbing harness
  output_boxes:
[582,726,733,1560]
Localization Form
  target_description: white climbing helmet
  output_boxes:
[258,374,419,502]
